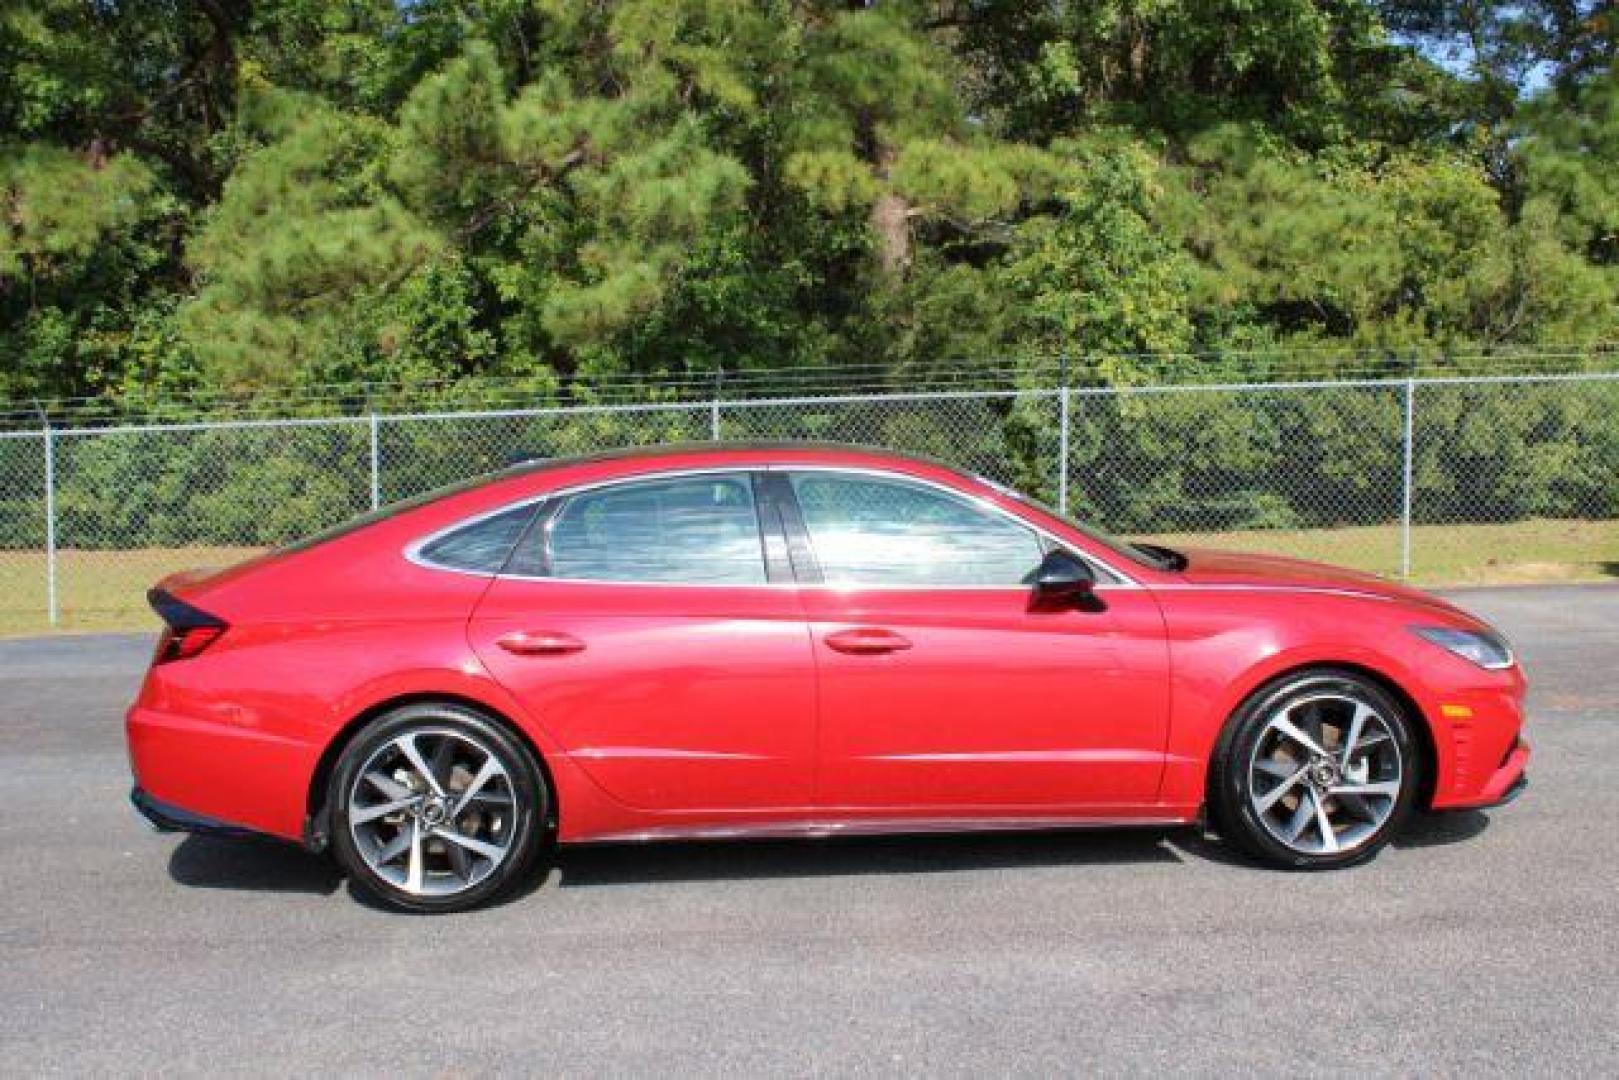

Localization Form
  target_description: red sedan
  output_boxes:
[126,443,1529,912]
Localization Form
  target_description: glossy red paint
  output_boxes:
[124,444,1529,849]
[799,584,1171,812]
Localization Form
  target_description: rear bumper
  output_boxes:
[125,702,314,842]
[131,786,264,840]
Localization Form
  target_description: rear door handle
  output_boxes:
[496,631,586,656]
[824,628,913,654]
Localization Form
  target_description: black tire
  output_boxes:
[1209,668,1421,871]
[328,702,549,913]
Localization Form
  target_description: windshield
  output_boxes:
[975,477,1187,572]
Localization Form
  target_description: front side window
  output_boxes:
[547,474,767,584]
[788,472,1045,587]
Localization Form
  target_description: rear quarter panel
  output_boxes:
[128,483,536,840]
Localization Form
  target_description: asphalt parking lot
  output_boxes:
[3,585,1617,1075]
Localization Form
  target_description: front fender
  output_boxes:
[1152,590,1443,807]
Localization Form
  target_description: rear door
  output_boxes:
[781,469,1171,812]
[467,471,816,812]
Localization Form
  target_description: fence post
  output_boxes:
[710,371,723,441]
[1056,357,1071,514]
[34,403,58,628]
[368,413,381,511]
[1400,377,1416,579]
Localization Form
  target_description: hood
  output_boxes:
[1169,547,1468,615]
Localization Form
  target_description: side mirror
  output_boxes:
[1032,549,1095,603]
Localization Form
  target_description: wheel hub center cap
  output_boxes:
[1309,758,1340,790]
[418,797,449,827]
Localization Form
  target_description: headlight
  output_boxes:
[1411,626,1515,670]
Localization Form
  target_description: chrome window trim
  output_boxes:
[777,465,1131,588]
[403,496,552,577]
[404,462,1140,589]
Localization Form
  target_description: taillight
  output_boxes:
[148,588,228,664]
[155,624,226,664]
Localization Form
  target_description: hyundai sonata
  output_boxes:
[127,443,1529,911]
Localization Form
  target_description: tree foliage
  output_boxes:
[2,0,1617,406]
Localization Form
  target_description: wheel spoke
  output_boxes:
[397,735,447,798]
[1255,766,1309,813]
[405,819,425,893]
[1336,792,1379,822]
[1272,716,1328,758]
[1329,780,1401,799]
[442,832,472,882]
[1349,731,1392,755]
[430,735,457,789]
[363,771,412,801]
[351,795,418,825]
[372,829,411,866]
[431,826,505,862]
[1253,757,1297,780]
[1311,789,1339,853]
[1340,704,1374,768]
[1282,794,1314,842]
[452,757,504,819]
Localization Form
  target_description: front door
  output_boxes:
[781,470,1171,813]
[469,471,816,812]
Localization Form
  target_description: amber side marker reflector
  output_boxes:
[1440,704,1474,719]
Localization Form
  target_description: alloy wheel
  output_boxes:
[1246,692,1404,855]
[346,726,518,898]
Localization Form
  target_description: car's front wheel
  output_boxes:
[1210,669,1421,870]
[328,703,548,912]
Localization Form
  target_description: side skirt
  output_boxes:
[572,814,1198,845]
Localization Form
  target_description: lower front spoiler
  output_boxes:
[1477,773,1528,809]
[130,787,264,841]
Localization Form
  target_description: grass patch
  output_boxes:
[1144,518,1618,584]
[0,519,1613,637]
[0,546,266,637]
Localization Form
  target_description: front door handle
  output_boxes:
[824,627,913,654]
[496,630,586,656]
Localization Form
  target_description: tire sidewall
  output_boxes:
[329,703,547,913]
[1214,670,1420,870]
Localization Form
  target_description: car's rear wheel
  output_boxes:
[1210,669,1420,870]
[329,703,548,912]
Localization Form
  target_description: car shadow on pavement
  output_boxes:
[161,815,1494,902]
[551,827,1188,889]
[1393,809,1492,849]
[168,834,343,896]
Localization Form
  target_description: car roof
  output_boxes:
[274,441,974,558]
[501,441,955,475]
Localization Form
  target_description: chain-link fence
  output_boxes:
[1,372,1614,633]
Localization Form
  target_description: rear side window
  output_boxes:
[548,474,766,584]
[788,472,1045,586]
[414,504,540,573]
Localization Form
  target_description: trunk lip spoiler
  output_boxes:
[147,586,227,629]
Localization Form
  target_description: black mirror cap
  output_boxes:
[1033,549,1095,599]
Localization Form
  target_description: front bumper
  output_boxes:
[1438,736,1531,811]
[130,786,263,841]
